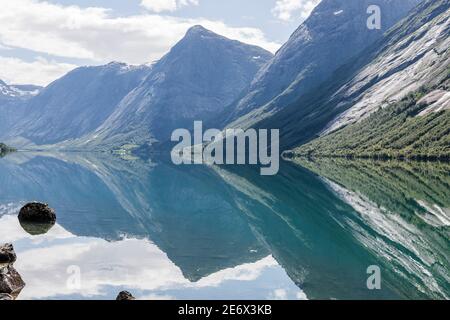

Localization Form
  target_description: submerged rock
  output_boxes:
[19,221,55,236]
[0,265,25,296]
[116,291,136,301]
[0,244,16,264]
[18,202,56,224]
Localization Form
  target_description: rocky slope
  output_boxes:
[0,80,41,102]
[221,0,421,132]
[294,80,450,159]
[0,80,42,139]
[73,26,273,149]
[3,1,446,154]
[1,63,150,146]
[251,0,449,151]
[322,0,450,134]
[293,0,450,157]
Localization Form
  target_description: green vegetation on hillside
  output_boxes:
[0,143,16,157]
[292,158,450,298]
[295,158,450,225]
[294,83,450,160]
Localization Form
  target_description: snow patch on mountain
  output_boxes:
[0,80,42,99]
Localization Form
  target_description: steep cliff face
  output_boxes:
[322,0,450,134]
[253,0,448,150]
[222,0,421,129]
[291,0,450,158]
[3,0,445,153]
[294,81,450,159]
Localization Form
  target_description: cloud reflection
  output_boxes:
[0,215,305,300]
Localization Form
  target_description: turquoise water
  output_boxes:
[0,153,448,300]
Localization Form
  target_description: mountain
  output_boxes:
[2,63,150,146]
[221,0,422,131]
[289,0,450,155]
[0,80,43,139]
[3,1,443,153]
[321,0,449,134]
[249,0,450,151]
[294,78,450,159]
[0,80,42,101]
[73,25,273,149]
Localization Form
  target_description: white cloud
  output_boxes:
[0,0,279,65]
[0,56,77,86]
[0,0,279,85]
[272,0,320,22]
[270,288,288,300]
[141,0,199,13]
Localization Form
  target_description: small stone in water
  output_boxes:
[116,291,136,301]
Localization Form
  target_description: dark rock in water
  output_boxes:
[0,265,25,296]
[0,244,25,300]
[0,244,16,264]
[19,221,55,236]
[116,291,136,301]
[18,202,56,224]
[0,293,14,300]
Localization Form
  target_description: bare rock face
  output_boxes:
[0,244,16,264]
[418,90,450,116]
[116,291,136,301]
[18,202,56,224]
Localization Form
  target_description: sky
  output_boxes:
[0,0,321,86]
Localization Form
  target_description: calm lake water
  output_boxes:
[0,153,449,300]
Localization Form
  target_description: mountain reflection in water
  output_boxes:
[0,153,448,300]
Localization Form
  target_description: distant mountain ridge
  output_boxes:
[0,80,42,100]
[0,80,43,141]
[2,62,151,146]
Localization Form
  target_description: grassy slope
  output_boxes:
[294,76,450,160]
